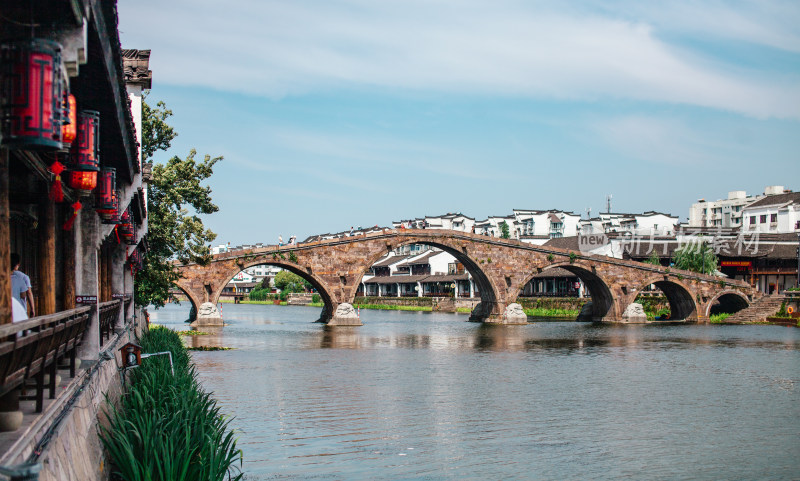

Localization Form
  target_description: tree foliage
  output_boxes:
[672,240,718,275]
[273,270,312,293]
[500,221,510,239]
[645,250,661,266]
[135,98,222,308]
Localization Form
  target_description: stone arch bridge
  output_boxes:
[174,229,756,326]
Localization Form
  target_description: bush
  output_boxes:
[312,293,320,303]
[709,313,731,323]
[100,326,243,481]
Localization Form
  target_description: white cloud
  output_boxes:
[119,0,800,119]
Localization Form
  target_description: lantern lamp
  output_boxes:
[118,207,134,240]
[66,169,97,193]
[95,167,116,217]
[61,93,77,147]
[69,110,100,172]
[101,190,120,224]
[0,39,64,150]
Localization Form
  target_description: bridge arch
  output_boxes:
[211,260,338,323]
[173,279,203,318]
[706,290,750,317]
[519,261,616,321]
[634,276,698,321]
[353,238,501,321]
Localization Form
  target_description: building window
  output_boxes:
[760,215,767,223]
[770,213,777,223]
[749,217,755,225]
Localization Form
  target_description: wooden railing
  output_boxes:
[99,300,122,346]
[0,306,91,412]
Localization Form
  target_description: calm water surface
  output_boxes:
[150,303,800,480]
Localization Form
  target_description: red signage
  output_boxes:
[721,261,752,267]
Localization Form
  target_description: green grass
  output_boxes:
[187,346,234,351]
[354,303,433,312]
[181,330,210,336]
[100,326,243,481]
[523,307,580,318]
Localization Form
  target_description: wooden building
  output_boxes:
[0,0,149,460]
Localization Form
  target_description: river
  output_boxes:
[149,303,800,480]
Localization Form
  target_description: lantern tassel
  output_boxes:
[63,201,82,231]
[49,161,65,202]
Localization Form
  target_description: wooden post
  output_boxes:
[38,195,57,316]
[0,150,10,325]
[63,208,76,310]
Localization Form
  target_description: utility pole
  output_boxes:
[606,195,612,214]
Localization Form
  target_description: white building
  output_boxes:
[688,186,789,228]
[511,209,581,241]
[742,191,800,234]
[579,212,679,236]
[392,213,476,232]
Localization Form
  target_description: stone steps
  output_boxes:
[725,295,785,323]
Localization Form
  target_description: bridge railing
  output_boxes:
[0,306,91,413]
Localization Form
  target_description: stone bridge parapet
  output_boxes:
[174,229,755,325]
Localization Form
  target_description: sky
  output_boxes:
[117,0,800,246]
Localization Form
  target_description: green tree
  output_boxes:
[500,221,510,239]
[135,98,222,307]
[645,250,661,266]
[672,240,718,275]
[273,270,310,293]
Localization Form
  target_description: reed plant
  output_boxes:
[100,326,243,481]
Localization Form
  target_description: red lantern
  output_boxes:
[118,207,134,242]
[70,110,100,171]
[95,167,116,218]
[0,39,64,150]
[66,170,97,192]
[103,193,121,224]
[61,93,77,147]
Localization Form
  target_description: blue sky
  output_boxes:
[117,0,800,246]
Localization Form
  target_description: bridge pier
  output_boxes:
[471,302,528,325]
[325,303,363,326]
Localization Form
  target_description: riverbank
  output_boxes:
[220,298,581,319]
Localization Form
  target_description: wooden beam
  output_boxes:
[63,206,76,310]
[0,150,10,325]
[38,196,57,316]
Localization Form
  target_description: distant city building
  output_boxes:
[688,185,788,228]
[741,191,800,234]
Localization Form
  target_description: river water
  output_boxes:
[149,303,800,480]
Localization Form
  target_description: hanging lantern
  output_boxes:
[0,39,64,150]
[61,93,77,147]
[118,207,134,241]
[95,167,116,218]
[66,169,97,193]
[101,190,121,224]
[69,110,100,171]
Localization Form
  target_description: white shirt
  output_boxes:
[11,270,32,310]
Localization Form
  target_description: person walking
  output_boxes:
[278,235,283,246]
[10,253,35,318]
